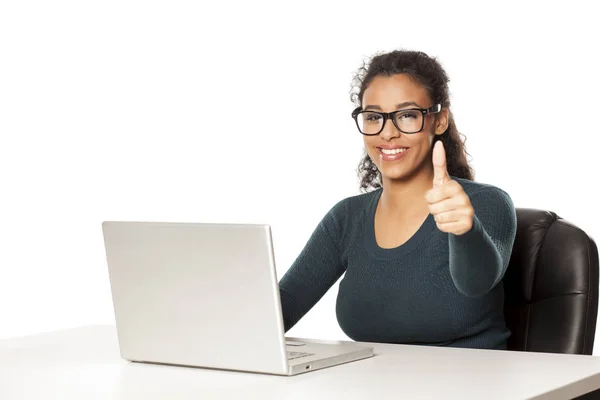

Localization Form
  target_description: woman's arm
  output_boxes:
[278,201,347,331]
[447,187,518,297]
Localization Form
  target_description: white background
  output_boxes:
[1,0,599,352]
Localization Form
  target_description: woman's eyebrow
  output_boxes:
[363,101,422,111]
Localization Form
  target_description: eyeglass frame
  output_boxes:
[351,104,442,135]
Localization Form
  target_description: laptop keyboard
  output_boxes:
[287,351,314,360]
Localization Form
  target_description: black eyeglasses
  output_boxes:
[351,104,442,135]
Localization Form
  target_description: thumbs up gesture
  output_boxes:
[425,141,475,235]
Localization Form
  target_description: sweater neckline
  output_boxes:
[364,188,437,259]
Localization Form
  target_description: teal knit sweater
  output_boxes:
[278,177,518,349]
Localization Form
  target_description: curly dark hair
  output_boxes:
[350,50,474,191]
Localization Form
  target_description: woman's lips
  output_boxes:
[377,146,409,162]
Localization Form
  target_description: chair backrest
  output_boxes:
[503,208,599,354]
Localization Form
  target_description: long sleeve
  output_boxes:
[278,201,347,332]
[447,186,518,297]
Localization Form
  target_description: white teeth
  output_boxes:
[380,148,407,155]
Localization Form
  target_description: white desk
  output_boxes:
[2,325,600,399]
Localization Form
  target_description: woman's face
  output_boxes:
[361,73,448,183]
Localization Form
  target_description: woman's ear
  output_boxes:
[434,107,449,135]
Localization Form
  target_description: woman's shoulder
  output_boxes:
[451,177,515,215]
[451,176,512,200]
[316,190,378,238]
[325,189,379,217]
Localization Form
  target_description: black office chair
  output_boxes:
[504,208,599,355]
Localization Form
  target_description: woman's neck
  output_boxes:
[379,165,436,217]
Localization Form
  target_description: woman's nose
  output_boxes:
[379,118,401,140]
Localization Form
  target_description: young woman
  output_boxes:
[278,50,518,350]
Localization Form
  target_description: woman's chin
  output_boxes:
[379,165,418,182]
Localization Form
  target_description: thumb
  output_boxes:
[432,140,450,187]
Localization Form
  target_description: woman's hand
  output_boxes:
[425,141,475,235]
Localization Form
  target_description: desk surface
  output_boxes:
[2,325,600,400]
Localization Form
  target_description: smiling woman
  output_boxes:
[351,51,474,191]
[277,49,518,350]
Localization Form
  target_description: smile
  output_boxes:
[377,146,410,161]
[379,148,407,155]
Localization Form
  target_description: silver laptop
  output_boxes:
[101,221,374,376]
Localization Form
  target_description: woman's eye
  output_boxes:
[365,114,382,122]
[398,112,418,120]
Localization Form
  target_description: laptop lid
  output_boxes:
[102,221,289,375]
